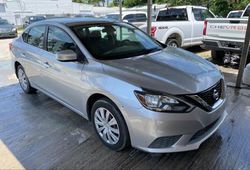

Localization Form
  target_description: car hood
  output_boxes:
[101,47,222,95]
[0,24,14,29]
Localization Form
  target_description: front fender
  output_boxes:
[162,27,184,46]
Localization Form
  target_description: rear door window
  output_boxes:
[193,8,214,21]
[123,14,135,22]
[135,13,147,22]
[26,26,46,49]
[156,8,188,21]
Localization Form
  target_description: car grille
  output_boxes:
[185,80,224,111]
[189,118,219,142]
[198,80,222,106]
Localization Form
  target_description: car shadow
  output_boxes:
[185,46,209,53]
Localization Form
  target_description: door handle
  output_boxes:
[20,52,26,57]
[43,61,51,68]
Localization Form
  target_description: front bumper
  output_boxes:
[0,31,17,38]
[121,98,227,153]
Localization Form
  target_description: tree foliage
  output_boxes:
[73,0,100,5]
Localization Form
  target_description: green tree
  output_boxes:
[233,0,249,10]
[73,0,101,4]
[123,0,146,8]
[209,0,231,17]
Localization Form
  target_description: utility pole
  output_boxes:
[147,0,152,35]
[236,14,250,88]
[119,0,122,22]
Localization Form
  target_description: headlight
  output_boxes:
[134,91,191,113]
[12,28,17,32]
[215,65,223,75]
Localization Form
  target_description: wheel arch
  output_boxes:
[86,93,119,121]
[162,28,184,46]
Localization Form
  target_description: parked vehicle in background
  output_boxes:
[140,6,215,48]
[227,10,243,18]
[0,19,17,38]
[106,11,147,27]
[10,17,227,153]
[202,3,250,64]
[74,14,95,18]
[23,16,46,28]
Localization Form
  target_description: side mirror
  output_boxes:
[56,50,77,62]
[123,19,129,22]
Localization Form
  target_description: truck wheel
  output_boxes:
[211,50,224,64]
[166,39,179,48]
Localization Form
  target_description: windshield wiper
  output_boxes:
[144,47,162,54]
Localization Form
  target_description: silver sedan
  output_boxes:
[10,18,227,153]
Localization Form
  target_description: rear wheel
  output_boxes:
[91,98,130,151]
[17,65,36,94]
[211,50,225,64]
[166,38,179,48]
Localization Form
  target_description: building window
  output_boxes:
[0,3,6,13]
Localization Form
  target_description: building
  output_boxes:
[0,0,93,25]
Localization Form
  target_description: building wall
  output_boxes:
[0,0,93,25]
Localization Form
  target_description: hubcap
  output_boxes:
[18,68,28,90]
[94,107,120,145]
[168,42,178,47]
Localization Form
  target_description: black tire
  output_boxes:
[211,50,225,64]
[166,38,180,48]
[247,54,250,65]
[91,98,130,151]
[17,65,37,94]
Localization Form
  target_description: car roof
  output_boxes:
[37,17,114,26]
[229,10,243,13]
[107,11,147,15]
[159,5,207,11]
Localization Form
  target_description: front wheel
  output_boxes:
[17,65,36,94]
[91,98,130,151]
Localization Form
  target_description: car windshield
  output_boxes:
[71,22,162,60]
[228,12,242,18]
[0,19,9,25]
[106,14,119,20]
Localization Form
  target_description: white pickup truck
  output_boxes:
[202,4,250,63]
[140,6,215,47]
